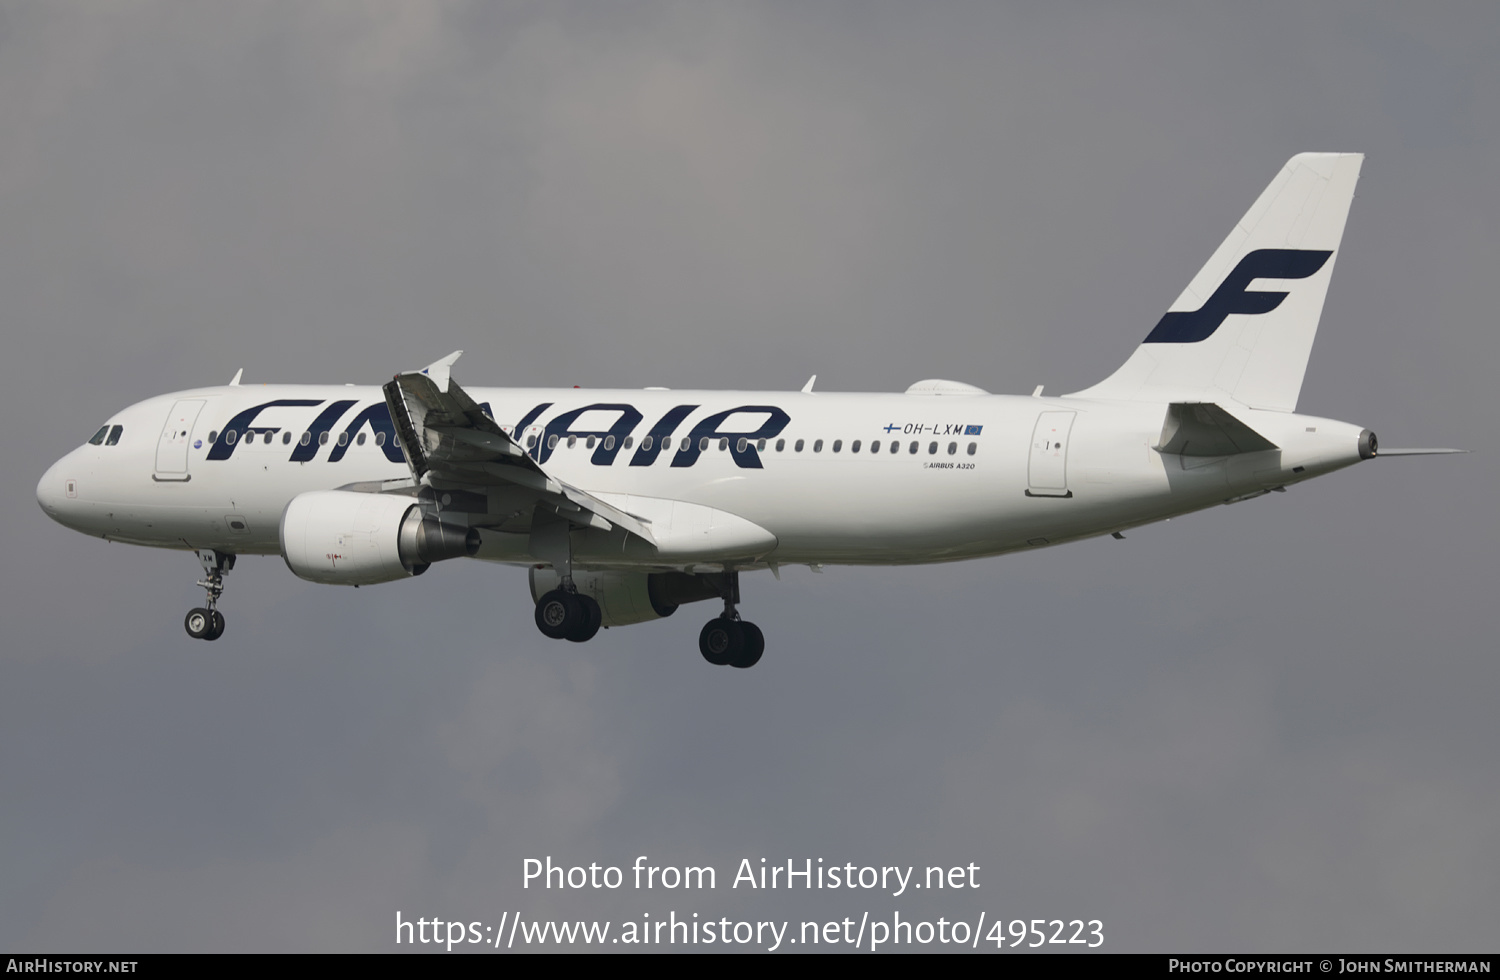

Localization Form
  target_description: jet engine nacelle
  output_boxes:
[529,568,720,627]
[280,490,480,586]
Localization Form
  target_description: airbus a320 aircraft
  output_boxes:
[36,153,1461,668]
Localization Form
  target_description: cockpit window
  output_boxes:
[105,425,123,446]
[88,426,109,445]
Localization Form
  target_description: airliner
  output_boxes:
[35,153,1460,668]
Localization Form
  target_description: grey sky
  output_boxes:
[2,1,1496,952]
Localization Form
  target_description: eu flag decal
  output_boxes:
[965,425,983,436]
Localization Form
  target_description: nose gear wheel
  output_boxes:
[184,551,233,641]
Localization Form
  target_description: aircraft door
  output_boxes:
[1027,411,1076,498]
[155,399,206,480]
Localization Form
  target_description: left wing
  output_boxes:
[382,351,656,544]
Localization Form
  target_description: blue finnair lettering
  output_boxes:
[536,404,645,466]
[515,401,552,432]
[630,404,698,466]
[208,400,323,460]
[1143,248,1333,344]
[533,403,790,469]
[289,400,358,462]
[209,399,409,464]
[329,403,404,463]
[211,398,796,470]
[671,406,791,470]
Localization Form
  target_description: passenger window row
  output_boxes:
[136,420,975,461]
[206,429,385,448]
[522,432,980,458]
[773,438,979,457]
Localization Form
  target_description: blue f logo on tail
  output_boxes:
[1144,248,1333,345]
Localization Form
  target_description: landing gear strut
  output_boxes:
[185,550,233,641]
[698,572,765,669]
[529,516,602,643]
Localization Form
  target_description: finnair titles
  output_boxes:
[37,153,1462,668]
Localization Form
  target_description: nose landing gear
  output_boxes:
[185,550,233,641]
[184,607,224,641]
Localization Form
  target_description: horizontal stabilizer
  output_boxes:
[1155,402,1278,457]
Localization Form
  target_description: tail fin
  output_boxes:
[1071,152,1363,412]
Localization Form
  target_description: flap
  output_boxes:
[383,357,656,545]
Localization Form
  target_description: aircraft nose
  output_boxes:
[36,457,71,523]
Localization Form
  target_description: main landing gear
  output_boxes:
[184,549,233,641]
[529,519,601,644]
[534,584,602,643]
[528,568,768,669]
[698,572,764,670]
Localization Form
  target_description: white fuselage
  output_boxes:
[36,383,1368,573]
